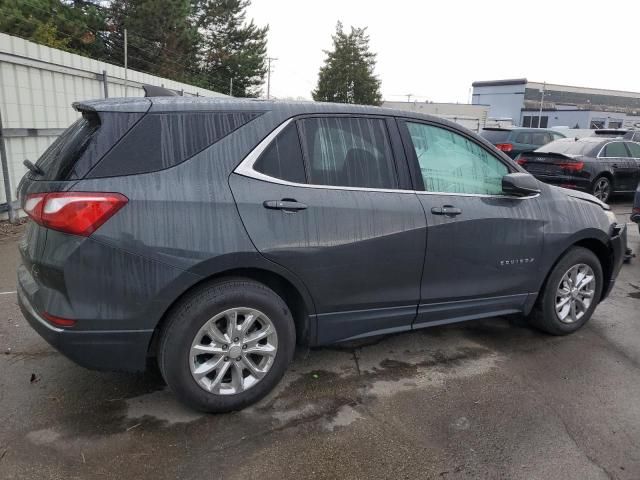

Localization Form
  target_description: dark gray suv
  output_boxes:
[17,97,627,412]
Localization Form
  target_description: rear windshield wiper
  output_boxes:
[23,159,44,176]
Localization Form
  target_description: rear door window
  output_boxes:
[298,117,398,189]
[253,123,306,183]
[625,142,640,158]
[602,142,630,158]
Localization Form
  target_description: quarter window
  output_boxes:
[89,111,262,177]
[406,122,508,195]
[298,117,398,189]
[602,142,629,157]
[253,123,306,183]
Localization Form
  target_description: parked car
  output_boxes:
[623,130,640,142]
[632,183,640,234]
[516,137,640,202]
[480,127,565,158]
[17,98,627,412]
[593,129,629,138]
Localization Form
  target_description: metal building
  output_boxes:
[0,33,225,220]
[381,101,491,132]
[471,78,640,129]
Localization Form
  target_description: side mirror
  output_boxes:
[502,172,541,197]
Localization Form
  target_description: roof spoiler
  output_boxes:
[143,85,180,97]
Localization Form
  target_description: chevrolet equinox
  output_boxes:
[17,97,627,412]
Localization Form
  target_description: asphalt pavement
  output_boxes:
[0,201,638,480]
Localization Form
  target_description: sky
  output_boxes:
[246,0,640,103]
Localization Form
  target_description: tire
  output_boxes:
[591,175,611,202]
[158,278,296,413]
[527,247,603,335]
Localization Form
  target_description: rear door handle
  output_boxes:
[431,205,462,217]
[263,199,308,212]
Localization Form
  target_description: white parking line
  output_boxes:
[0,291,16,295]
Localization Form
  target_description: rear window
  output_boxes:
[34,114,99,181]
[480,129,511,143]
[537,139,598,156]
[33,111,144,181]
[88,111,262,178]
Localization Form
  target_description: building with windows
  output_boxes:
[471,79,640,129]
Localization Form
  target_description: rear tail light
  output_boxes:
[555,161,584,172]
[23,192,128,236]
[496,143,513,152]
[516,156,527,166]
[633,207,640,214]
[42,312,77,328]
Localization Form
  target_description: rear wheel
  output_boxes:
[528,247,603,335]
[158,278,296,412]
[591,176,611,202]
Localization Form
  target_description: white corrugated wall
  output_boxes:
[0,32,225,212]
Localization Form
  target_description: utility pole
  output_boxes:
[266,57,277,99]
[538,81,546,128]
[229,77,233,96]
[124,28,128,97]
[406,93,413,103]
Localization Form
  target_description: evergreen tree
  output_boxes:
[0,0,109,58]
[195,0,268,97]
[108,0,199,82]
[312,22,382,106]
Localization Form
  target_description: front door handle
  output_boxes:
[263,199,308,212]
[431,205,462,217]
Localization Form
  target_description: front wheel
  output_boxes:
[158,278,296,412]
[527,247,603,335]
[591,176,611,202]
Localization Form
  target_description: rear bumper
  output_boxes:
[17,285,152,372]
[603,223,627,299]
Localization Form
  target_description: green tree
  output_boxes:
[195,0,268,97]
[0,0,109,58]
[108,0,200,82]
[312,22,382,106]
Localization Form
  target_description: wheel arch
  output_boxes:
[147,258,316,358]
[529,235,613,314]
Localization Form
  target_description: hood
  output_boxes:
[551,185,610,210]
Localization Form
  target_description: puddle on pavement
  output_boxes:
[22,326,502,451]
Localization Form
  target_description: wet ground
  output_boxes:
[0,201,639,479]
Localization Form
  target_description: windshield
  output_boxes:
[480,130,510,143]
[536,139,598,156]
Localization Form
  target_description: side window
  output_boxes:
[515,132,531,144]
[89,111,262,177]
[405,122,508,195]
[602,142,629,158]
[552,132,565,141]
[253,123,306,183]
[626,142,640,158]
[298,117,398,189]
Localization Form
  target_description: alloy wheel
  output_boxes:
[592,178,610,202]
[189,307,278,395]
[555,264,596,324]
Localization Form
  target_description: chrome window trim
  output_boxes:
[233,118,538,200]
